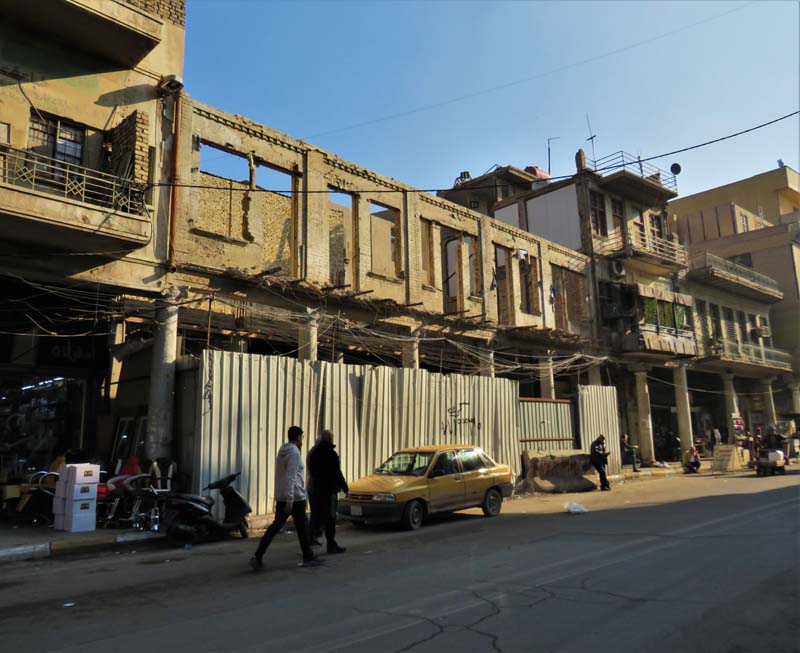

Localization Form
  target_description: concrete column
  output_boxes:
[402,337,419,369]
[588,366,603,386]
[673,362,693,453]
[479,350,495,378]
[721,373,739,443]
[760,378,777,426]
[789,382,800,414]
[298,318,318,362]
[633,368,655,464]
[540,357,555,399]
[145,297,179,460]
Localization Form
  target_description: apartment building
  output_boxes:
[670,166,800,418]
[0,0,186,466]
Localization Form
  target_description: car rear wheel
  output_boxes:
[401,500,424,530]
[481,488,502,517]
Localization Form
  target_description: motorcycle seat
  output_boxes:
[169,493,214,507]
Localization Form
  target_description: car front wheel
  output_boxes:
[401,500,424,530]
[481,488,503,517]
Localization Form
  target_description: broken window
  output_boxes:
[195,143,251,240]
[519,255,540,316]
[464,235,481,297]
[419,218,435,287]
[256,164,295,274]
[328,188,355,287]
[28,112,85,166]
[442,229,460,314]
[551,265,587,331]
[370,201,401,278]
[495,245,512,324]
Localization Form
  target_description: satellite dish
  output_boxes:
[670,163,682,175]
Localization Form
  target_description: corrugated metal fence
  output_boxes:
[577,385,622,475]
[193,351,526,516]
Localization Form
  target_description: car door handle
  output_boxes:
[453,476,462,481]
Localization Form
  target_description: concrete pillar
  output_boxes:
[789,383,800,414]
[298,318,318,362]
[402,337,419,369]
[633,368,655,464]
[540,357,555,399]
[479,350,495,378]
[760,378,777,426]
[145,297,179,460]
[721,373,739,444]
[673,362,693,453]
[588,366,603,386]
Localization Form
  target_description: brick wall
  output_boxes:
[123,0,186,27]
[108,110,150,184]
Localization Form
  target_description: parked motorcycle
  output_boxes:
[160,472,251,546]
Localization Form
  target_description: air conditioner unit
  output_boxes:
[609,260,626,278]
[752,325,771,339]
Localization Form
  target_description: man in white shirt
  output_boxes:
[250,426,318,570]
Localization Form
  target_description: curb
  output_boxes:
[608,467,683,483]
[0,531,163,565]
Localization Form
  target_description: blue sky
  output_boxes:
[185,1,799,197]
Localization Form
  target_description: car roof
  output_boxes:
[396,444,481,454]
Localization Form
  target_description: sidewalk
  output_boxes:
[0,524,162,564]
[0,461,696,566]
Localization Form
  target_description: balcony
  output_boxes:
[698,338,792,375]
[594,228,687,273]
[687,251,783,303]
[2,0,162,67]
[617,323,696,359]
[0,144,150,252]
[588,151,678,205]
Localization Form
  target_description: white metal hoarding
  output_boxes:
[577,385,622,475]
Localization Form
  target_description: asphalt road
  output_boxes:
[1,471,798,653]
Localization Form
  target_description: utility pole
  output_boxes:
[547,136,560,175]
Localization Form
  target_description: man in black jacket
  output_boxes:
[590,433,611,491]
[308,429,349,554]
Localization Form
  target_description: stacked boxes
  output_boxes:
[53,464,100,532]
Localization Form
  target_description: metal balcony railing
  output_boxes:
[587,151,678,193]
[0,144,145,215]
[689,251,781,293]
[629,229,687,265]
[707,338,792,368]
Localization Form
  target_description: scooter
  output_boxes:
[160,472,252,547]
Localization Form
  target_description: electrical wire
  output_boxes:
[300,2,755,140]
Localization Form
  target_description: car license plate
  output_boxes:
[351,504,363,516]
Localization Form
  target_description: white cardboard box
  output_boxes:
[58,483,98,501]
[59,464,101,485]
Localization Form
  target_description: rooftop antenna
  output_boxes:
[547,136,560,175]
[585,114,597,163]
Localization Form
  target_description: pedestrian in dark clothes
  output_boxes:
[590,433,611,491]
[249,426,318,570]
[308,429,349,554]
[621,433,640,472]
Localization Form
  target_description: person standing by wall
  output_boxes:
[308,429,349,554]
[590,433,611,491]
[249,426,318,570]
[621,433,640,472]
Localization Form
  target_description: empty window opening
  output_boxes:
[441,228,460,314]
[370,201,401,278]
[328,188,355,286]
[551,265,587,331]
[464,235,481,297]
[420,218,435,287]
[495,246,512,324]
[256,164,295,273]
[520,255,540,316]
[195,143,251,239]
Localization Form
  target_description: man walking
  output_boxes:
[249,426,318,570]
[308,429,349,554]
[621,433,640,472]
[590,433,611,491]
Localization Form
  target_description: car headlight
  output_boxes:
[371,493,396,503]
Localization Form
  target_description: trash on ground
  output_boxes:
[564,502,589,514]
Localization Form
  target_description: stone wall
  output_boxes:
[124,0,186,27]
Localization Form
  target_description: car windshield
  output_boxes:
[375,452,434,476]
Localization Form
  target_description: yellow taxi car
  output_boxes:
[338,445,514,530]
